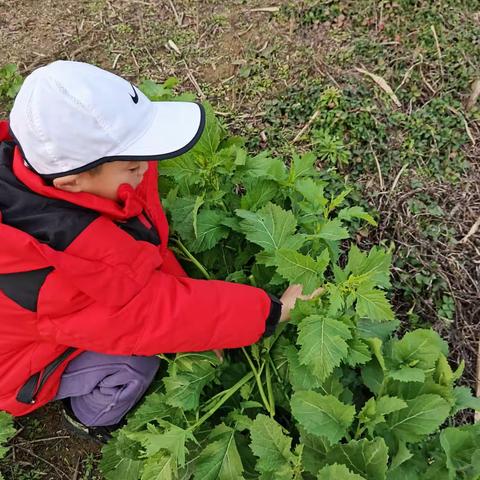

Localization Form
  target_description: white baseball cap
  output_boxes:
[9,60,205,178]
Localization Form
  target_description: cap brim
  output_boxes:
[115,101,205,160]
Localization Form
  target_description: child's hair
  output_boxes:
[85,163,104,176]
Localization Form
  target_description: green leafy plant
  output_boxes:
[0,64,23,103]
[99,97,480,479]
[0,411,16,479]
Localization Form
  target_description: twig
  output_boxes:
[242,7,280,13]
[370,143,385,191]
[460,216,480,244]
[292,110,320,143]
[112,53,121,69]
[167,0,183,26]
[183,60,205,100]
[13,435,71,447]
[390,163,408,194]
[14,445,70,479]
[430,25,444,80]
[395,54,423,92]
[72,456,81,480]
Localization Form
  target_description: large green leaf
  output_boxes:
[297,315,352,381]
[317,219,349,241]
[289,152,316,181]
[190,209,230,253]
[100,435,144,480]
[346,245,392,288]
[355,284,394,321]
[386,394,451,442]
[194,424,244,480]
[235,203,304,254]
[440,424,480,479]
[127,423,194,467]
[275,248,329,295]
[284,345,320,391]
[325,438,389,480]
[249,414,294,476]
[391,329,448,371]
[291,391,355,444]
[358,396,407,436]
[141,452,175,480]
[163,353,217,411]
[317,463,367,479]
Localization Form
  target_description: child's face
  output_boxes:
[52,160,149,201]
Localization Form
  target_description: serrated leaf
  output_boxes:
[190,209,230,253]
[327,283,345,315]
[355,284,394,321]
[346,337,372,367]
[100,436,144,480]
[290,152,316,181]
[275,248,328,295]
[191,101,222,157]
[325,438,388,480]
[451,386,480,414]
[388,367,425,383]
[169,196,198,240]
[195,424,244,480]
[236,203,304,253]
[295,177,327,210]
[158,156,200,187]
[163,354,217,411]
[240,179,278,211]
[297,315,352,381]
[346,246,392,288]
[125,393,176,432]
[127,424,194,467]
[391,329,448,371]
[386,394,451,442]
[141,452,175,480]
[243,152,288,182]
[338,206,377,226]
[440,424,480,480]
[317,219,349,241]
[249,414,294,475]
[358,396,407,436]
[317,463,366,479]
[300,429,329,475]
[291,391,355,443]
[389,441,412,471]
[284,345,320,391]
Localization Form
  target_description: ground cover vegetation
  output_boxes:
[0,0,478,478]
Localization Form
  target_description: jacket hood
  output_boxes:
[0,119,169,273]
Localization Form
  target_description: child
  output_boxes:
[0,61,320,443]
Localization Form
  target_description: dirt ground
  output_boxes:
[0,0,479,478]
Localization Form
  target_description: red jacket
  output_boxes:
[0,120,279,416]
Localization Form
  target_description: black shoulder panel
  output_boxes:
[0,142,99,251]
[115,215,161,246]
[0,267,54,312]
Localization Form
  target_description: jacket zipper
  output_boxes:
[16,347,77,404]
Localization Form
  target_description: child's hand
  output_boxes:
[279,284,324,323]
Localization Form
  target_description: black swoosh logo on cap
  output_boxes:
[129,84,139,104]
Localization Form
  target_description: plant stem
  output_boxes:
[242,347,274,416]
[265,359,276,416]
[189,371,254,432]
[174,238,211,279]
